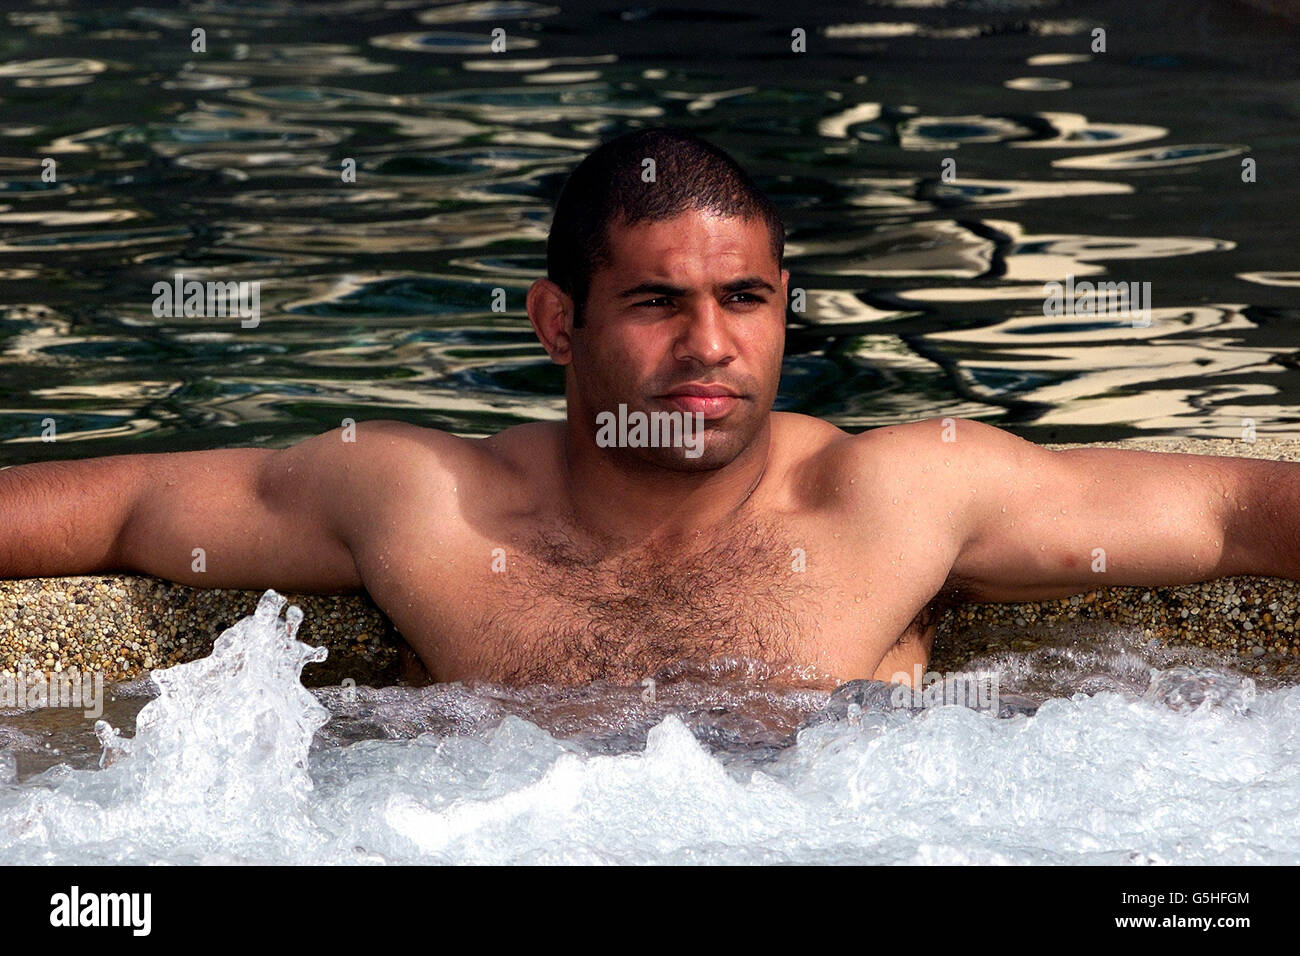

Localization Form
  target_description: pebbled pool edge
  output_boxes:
[2,436,1298,686]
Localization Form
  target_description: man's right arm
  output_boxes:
[0,423,403,592]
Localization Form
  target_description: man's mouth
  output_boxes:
[656,383,743,419]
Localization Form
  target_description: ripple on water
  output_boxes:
[416,2,560,23]
[898,114,1043,149]
[0,58,106,78]
[1003,76,1073,91]
[1053,143,1248,169]
[370,32,541,54]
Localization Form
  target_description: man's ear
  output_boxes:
[526,278,575,365]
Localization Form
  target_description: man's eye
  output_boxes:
[634,294,762,308]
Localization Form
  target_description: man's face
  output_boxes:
[569,208,788,471]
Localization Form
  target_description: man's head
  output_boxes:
[544,127,786,329]
[528,127,789,473]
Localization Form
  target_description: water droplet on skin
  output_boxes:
[892,498,899,504]
[1000,506,1007,512]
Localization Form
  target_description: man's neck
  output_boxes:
[559,418,772,544]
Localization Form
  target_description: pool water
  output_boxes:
[1,591,1294,864]
[1,0,1299,463]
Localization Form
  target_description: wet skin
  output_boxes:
[7,210,1294,688]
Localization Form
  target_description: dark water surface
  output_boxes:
[1,0,1298,464]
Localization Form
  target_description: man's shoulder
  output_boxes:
[809,415,1028,463]
[338,418,553,466]
[778,413,949,473]
[334,418,486,469]
[786,415,1027,507]
[308,418,534,500]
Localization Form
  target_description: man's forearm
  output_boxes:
[0,456,145,579]
[1221,455,1300,583]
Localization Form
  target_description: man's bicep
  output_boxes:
[942,424,1236,602]
[116,440,360,591]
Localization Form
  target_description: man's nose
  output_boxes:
[672,298,737,365]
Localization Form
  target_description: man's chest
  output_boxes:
[369,513,941,686]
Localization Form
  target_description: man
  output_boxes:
[2,128,1296,687]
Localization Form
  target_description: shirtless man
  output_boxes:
[2,128,1297,687]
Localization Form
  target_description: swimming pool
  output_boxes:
[1,0,1297,458]
[2,0,1299,865]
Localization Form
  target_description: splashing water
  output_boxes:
[1,590,1299,864]
[1,590,330,863]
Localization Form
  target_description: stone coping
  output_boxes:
[2,436,1297,687]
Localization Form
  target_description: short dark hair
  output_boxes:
[545,127,785,327]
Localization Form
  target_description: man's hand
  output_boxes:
[860,418,1300,603]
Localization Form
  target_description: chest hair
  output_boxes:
[475,515,819,685]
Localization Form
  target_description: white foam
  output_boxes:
[1,590,1297,864]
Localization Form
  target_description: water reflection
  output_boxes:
[0,0,1297,461]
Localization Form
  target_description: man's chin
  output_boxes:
[629,429,747,472]
[587,397,767,471]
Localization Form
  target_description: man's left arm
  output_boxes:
[874,418,1300,603]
